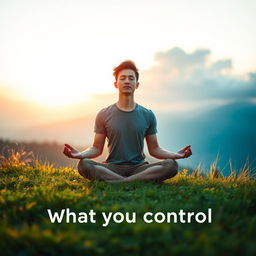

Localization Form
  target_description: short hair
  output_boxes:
[113,60,139,81]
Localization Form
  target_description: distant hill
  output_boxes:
[11,115,95,146]
[158,101,256,174]
[0,139,108,168]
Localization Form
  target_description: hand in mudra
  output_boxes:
[175,145,192,159]
[63,144,82,159]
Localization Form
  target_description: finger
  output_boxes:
[185,149,192,157]
[63,147,68,155]
[184,150,190,157]
[63,148,68,156]
[185,149,191,154]
[64,144,74,150]
[64,148,71,157]
[184,145,191,151]
[180,146,190,153]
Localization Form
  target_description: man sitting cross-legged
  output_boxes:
[63,60,192,183]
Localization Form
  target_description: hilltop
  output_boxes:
[0,153,256,255]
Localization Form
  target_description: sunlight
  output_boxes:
[27,86,91,107]
[14,44,116,107]
[3,32,119,107]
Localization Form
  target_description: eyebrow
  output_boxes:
[120,75,135,78]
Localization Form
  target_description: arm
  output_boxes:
[63,133,106,159]
[146,134,192,160]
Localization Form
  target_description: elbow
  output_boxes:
[96,152,103,157]
[150,152,161,159]
[95,147,103,157]
[149,148,158,158]
[149,151,156,158]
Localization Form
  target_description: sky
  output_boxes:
[1,0,256,110]
[0,0,255,171]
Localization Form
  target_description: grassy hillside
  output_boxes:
[0,150,256,255]
[0,138,109,168]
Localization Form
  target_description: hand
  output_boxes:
[175,145,192,159]
[63,144,82,159]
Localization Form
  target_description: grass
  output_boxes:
[0,149,256,255]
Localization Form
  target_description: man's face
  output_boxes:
[114,69,139,95]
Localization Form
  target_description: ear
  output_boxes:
[114,81,118,88]
[135,82,139,89]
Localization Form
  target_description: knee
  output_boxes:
[77,158,90,171]
[77,159,95,178]
[162,159,178,177]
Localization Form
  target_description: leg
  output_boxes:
[77,159,125,181]
[109,159,178,183]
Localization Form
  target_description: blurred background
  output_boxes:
[1,0,255,174]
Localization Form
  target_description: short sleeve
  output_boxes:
[145,110,158,136]
[94,110,107,134]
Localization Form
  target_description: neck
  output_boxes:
[116,93,135,111]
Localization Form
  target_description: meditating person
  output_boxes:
[63,60,192,182]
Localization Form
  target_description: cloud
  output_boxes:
[138,47,256,108]
[154,47,210,70]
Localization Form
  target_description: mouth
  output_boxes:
[123,86,132,89]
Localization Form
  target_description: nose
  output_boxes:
[124,77,130,83]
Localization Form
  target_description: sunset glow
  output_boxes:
[1,0,255,108]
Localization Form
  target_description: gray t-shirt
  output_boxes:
[94,103,157,165]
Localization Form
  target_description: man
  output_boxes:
[63,60,192,183]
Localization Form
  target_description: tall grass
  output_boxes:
[0,146,34,167]
[0,148,255,255]
[0,147,255,181]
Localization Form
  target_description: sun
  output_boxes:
[3,32,149,108]
[19,61,115,107]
